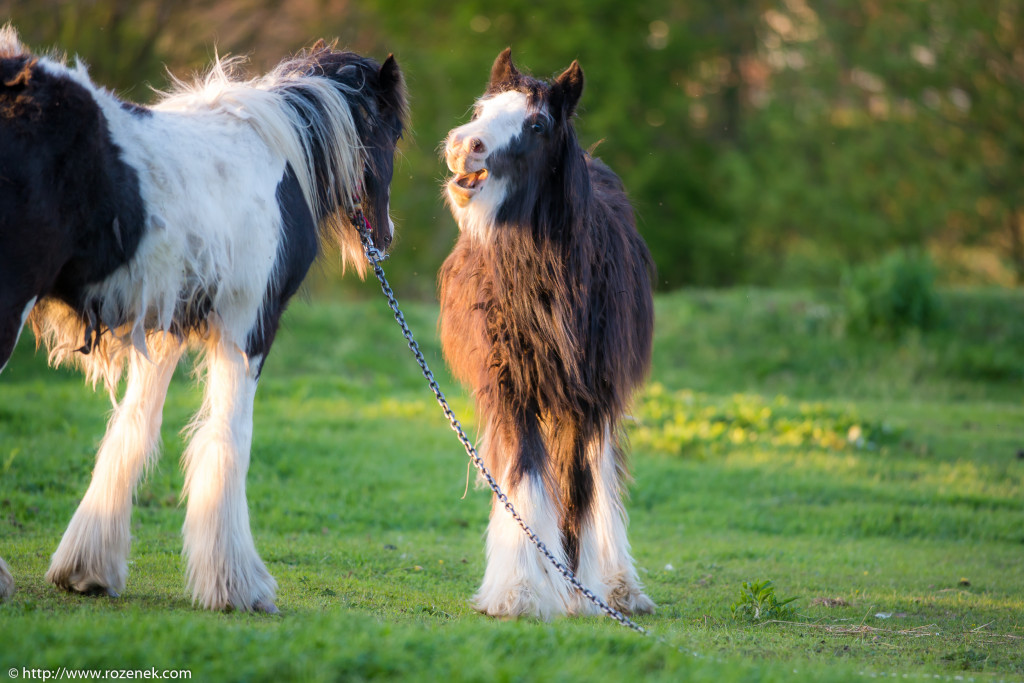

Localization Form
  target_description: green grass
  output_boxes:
[1,287,1023,681]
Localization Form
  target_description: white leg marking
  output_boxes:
[0,296,37,375]
[0,556,14,600]
[47,339,182,595]
[181,342,277,612]
[572,424,654,616]
[475,443,573,619]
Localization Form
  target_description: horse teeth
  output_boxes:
[456,169,488,189]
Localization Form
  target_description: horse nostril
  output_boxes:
[469,138,486,155]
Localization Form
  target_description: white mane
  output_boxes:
[0,23,24,57]
[156,53,363,230]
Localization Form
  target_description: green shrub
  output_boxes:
[842,249,946,337]
[730,580,798,623]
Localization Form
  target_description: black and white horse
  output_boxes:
[439,49,655,618]
[0,26,407,612]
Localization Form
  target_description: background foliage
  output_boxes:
[3,0,1021,294]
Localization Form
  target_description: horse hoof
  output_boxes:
[253,599,279,615]
[81,584,119,598]
[609,584,655,615]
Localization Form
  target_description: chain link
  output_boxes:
[355,215,647,635]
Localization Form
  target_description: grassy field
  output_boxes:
[1,287,1022,682]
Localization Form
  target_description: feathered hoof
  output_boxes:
[608,583,656,615]
[0,557,15,600]
[474,583,570,621]
[252,599,280,615]
[46,512,130,598]
[46,560,126,598]
[189,561,279,614]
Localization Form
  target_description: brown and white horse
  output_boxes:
[439,49,655,619]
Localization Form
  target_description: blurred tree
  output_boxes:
[8,0,190,96]
[703,0,1021,286]
[1,0,1020,291]
[919,2,1024,283]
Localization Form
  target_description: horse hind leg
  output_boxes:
[47,337,183,596]
[0,294,40,600]
[181,338,276,613]
[0,557,14,600]
[571,423,654,616]
[0,292,44,599]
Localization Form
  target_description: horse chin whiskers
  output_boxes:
[447,167,488,208]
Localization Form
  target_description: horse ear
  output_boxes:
[553,60,584,118]
[488,47,519,91]
[377,54,407,121]
[379,54,401,91]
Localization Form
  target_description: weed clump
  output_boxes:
[731,580,798,623]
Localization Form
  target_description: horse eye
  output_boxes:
[530,121,545,134]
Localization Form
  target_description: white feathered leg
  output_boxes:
[571,424,654,616]
[474,422,574,619]
[475,473,575,619]
[181,339,276,612]
[47,339,182,596]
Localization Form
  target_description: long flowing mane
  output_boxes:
[157,42,406,269]
[159,51,362,256]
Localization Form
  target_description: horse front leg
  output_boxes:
[571,423,654,616]
[47,337,183,596]
[474,409,574,620]
[181,339,276,612]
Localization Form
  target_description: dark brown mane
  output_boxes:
[441,156,653,414]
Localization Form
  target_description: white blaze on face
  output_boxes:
[445,90,533,240]
[449,90,532,168]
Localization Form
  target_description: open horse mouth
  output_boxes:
[448,168,489,208]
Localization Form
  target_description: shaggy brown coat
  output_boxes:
[439,154,654,567]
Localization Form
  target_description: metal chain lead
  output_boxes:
[355,216,647,635]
